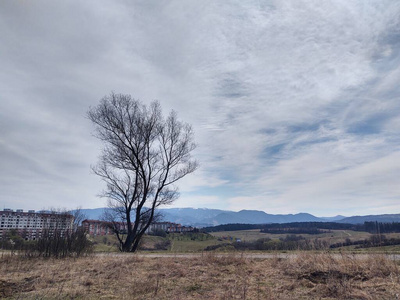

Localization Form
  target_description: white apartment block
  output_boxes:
[0,209,74,240]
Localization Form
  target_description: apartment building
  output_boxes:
[0,209,74,240]
[147,222,194,233]
[82,219,126,236]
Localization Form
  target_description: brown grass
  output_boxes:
[0,252,399,299]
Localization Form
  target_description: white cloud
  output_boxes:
[0,1,399,216]
[170,195,223,210]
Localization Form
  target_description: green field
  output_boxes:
[169,236,224,252]
[90,229,400,253]
[91,232,225,252]
[210,229,371,243]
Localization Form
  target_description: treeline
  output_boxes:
[362,222,400,234]
[202,222,355,233]
[330,234,400,249]
[202,224,262,232]
[203,221,400,234]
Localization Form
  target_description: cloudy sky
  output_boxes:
[1,1,400,216]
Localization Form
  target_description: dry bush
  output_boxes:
[201,252,247,266]
[281,252,400,299]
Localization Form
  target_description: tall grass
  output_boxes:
[0,252,399,299]
[283,251,400,299]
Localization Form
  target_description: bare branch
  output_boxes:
[88,93,197,252]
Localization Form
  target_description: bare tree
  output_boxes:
[88,93,198,252]
[70,207,88,231]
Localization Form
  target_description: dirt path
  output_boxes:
[96,251,400,260]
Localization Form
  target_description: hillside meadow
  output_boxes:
[1,252,400,299]
[91,230,400,253]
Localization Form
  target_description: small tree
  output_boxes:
[88,93,198,252]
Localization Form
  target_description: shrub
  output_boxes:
[154,240,171,250]
[149,229,167,238]
[1,228,93,258]
[32,228,94,258]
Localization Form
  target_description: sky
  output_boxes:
[1,1,400,217]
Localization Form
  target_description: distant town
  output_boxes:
[0,208,195,241]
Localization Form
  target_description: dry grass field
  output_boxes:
[90,230,400,253]
[1,252,400,299]
[210,229,372,243]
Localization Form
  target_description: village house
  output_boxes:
[82,219,194,236]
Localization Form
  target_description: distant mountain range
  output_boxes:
[338,214,400,224]
[73,207,400,227]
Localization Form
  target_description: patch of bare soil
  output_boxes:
[0,276,37,298]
